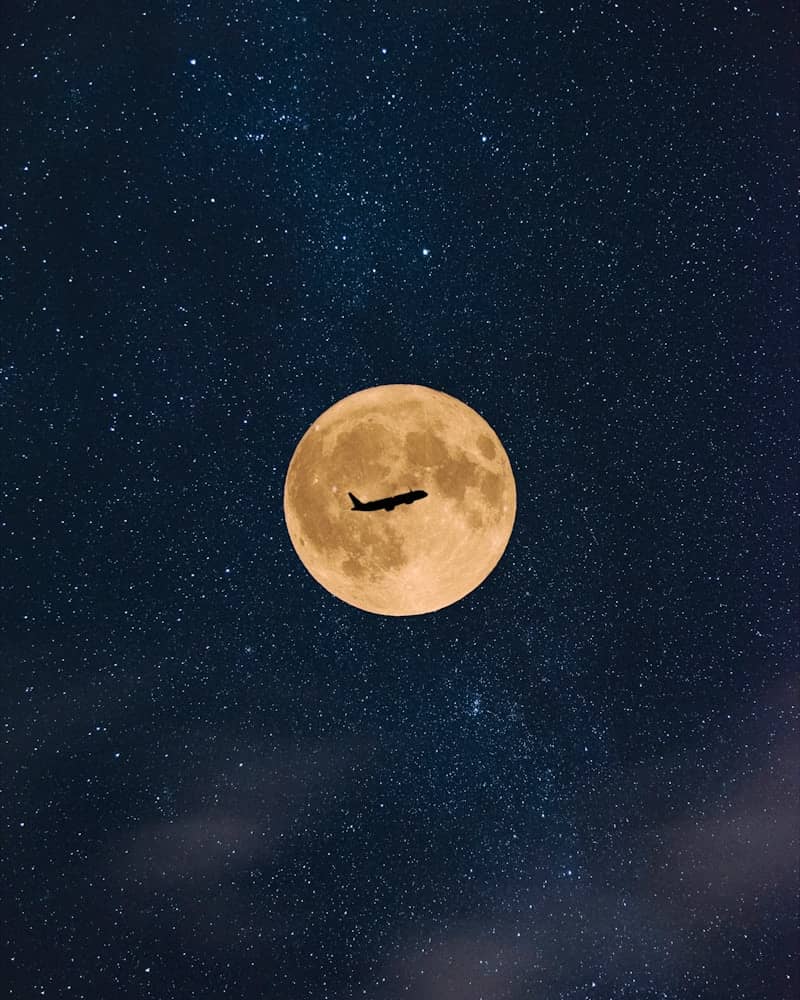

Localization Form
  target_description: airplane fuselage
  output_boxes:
[349,489,428,511]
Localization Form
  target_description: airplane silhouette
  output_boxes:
[348,489,428,512]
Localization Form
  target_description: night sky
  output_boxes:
[2,2,797,998]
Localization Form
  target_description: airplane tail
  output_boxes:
[348,492,365,510]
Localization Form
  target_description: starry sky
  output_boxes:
[2,2,797,998]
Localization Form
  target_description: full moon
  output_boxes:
[283,384,516,616]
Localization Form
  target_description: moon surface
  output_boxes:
[283,384,516,616]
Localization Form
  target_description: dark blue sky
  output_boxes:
[2,2,797,998]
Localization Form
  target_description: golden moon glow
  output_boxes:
[283,384,516,616]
